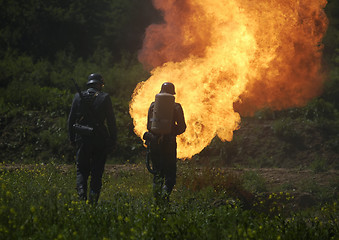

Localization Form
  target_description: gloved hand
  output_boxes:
[143,132,155,146]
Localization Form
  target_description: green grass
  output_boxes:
[0,162,338,240]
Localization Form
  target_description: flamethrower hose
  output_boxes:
[146,149,157,175]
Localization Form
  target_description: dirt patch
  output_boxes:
[224,167,339,190]
[1,163,337,192]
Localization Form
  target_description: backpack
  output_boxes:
[73,90,99,136]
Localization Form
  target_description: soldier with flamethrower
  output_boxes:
[143,82,186,204]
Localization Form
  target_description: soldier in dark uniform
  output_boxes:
[146,82,186,203]
[68,73,117,203]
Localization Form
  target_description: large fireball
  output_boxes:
[129,0,328,159]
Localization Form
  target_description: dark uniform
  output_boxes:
[146,82,186,202]
[68,73,117,203]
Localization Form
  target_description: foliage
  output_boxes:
[0,163,338,240]
[180,165,256,209]
[254,107,276,120]
[112,97,145,162]
[272,117,302,143]
[0,49,149,99]
[322,67,339,110]
[0,0,160,61]
[310,157,329,173]
[3,81,72,115]
[303,98,338,121]
[242,171,267,193]
[323,0,339,62]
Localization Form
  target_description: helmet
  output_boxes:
[160,82,176,95]
[87,73,104,86]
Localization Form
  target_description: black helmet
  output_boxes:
[87,73,104,86]
[160,82,176,95]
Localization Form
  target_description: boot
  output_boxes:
[161,185,170,204]
[153,176,163,204]
[89,190,100,205]
[77,187,87,201]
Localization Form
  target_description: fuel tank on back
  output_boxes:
[151,93,175,135]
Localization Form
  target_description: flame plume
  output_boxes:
[129,0,328,159]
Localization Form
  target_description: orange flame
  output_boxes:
[129,0,328,159]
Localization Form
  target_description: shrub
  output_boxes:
[3,81,72,115]
[310,157,328,173]
[180,166,254,207]
[0,53,34,87]
[304,98,338,121]
[322,67,339,110]
[242,171,267,193]
[254,107,276,120]
[272,117,301,142]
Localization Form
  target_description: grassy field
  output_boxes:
[0,162,338,240]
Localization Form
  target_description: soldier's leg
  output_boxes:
[151,143,164,202]
[89,146,107,204]
[162,143,177,202]
[163,159,176,201]
[153,172,164,202]
[76,142,91,200]
[152,157,164,201]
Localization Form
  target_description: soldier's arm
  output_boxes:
[174,103,186,136]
